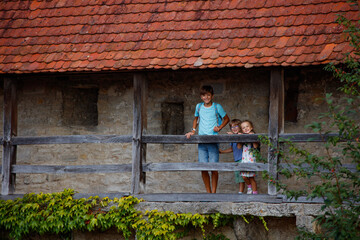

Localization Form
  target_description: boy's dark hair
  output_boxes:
[200,85,214,95]
[229,119,242,128]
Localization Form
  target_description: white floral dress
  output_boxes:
[241,143,256,177]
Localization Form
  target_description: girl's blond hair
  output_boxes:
[241,120,255,132]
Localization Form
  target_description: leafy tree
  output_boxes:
[259,1,360,239]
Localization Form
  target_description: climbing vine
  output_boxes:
[0,189,259,240]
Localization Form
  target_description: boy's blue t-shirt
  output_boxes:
[230,142,243,162]
[195,103,226,135]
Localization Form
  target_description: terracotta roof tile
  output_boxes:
[318,43,336,61]
[0,0,358,73]
[286,36,299,47]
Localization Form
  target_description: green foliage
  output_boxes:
[259,2,360,239]
[203,232,230,240]
[0,189,140,240]
[0,189,243,240]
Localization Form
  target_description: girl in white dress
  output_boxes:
[240,120,259,194]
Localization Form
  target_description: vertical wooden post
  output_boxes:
[131,73,147,194]
[2,78,18,195]
[140,77,147,193]
[267,69,284,195]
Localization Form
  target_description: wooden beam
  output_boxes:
[134,193,283,203]
[2,78,17,195]
[1,192,324,203]
[9,163,356,174]
[279,133,340,142]
[267,69,284,195]
[12,164,132,174]
[140,75,148,193]
[143,162,267,172]
[12,135,132,145]
[143,134,262,143]
[7,133,347,146]
[132,73,146,194]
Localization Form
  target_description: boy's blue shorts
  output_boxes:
[198,143,219,163]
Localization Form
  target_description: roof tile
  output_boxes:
[318,43,336,61]
[275,37,290,48]
[0,0,358,73]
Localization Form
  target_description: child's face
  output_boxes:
[200,92,214,105]
[241,122,253,134]
[230,124,240,134]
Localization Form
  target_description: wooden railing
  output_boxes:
[1,132,355,202]
[1,72,355,203]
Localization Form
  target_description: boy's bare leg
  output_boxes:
[211,171,218,193]
[201,171,212,193]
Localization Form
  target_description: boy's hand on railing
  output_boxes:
[185,131,195,139]
[213,126,221,132]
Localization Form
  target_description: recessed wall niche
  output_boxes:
[62,86,99,127]
[161,102,184,135]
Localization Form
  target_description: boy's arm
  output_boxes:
[214,114,230,132]
[236,143,243,149]
[219,147,232,154]
[185,117,199,139]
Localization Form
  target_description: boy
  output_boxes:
[185,85,230,193]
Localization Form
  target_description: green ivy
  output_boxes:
[0,189,262,240]
[256,2,360,238]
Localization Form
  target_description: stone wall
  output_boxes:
[1,201,321,239]
[0,66,341,194]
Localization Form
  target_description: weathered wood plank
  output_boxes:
[12,135,132,145]
[278,163,358,173]
[267,69,284,195]
[9,133,348,146]
[143,134,262,143]
[132,73,146,194]
[143,162,267,172]
[140,76,148,193]
[279,133,341,142]
[134,193,283,203]
[2,78,17,195]
[2,193,323,203]
[12,164,133,174]
[5,163,356,174]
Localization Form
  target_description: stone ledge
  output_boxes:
[135,201,322,217]
[135,201,323,233]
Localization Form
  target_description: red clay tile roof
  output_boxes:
[0,0,359,73]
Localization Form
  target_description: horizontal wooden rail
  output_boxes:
[279,133,340,142]
[143,162,267,172]
[8,163,266,174]
[0,192,296,203]
[11,135,132,145]
[133,193,284,203]
[3,163,356,174]
[6,133,349,146]
[143,134,263,143]
[11,164,133,174]
[279,163,358,173]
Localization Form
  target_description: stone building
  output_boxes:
[0,0,359,239]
